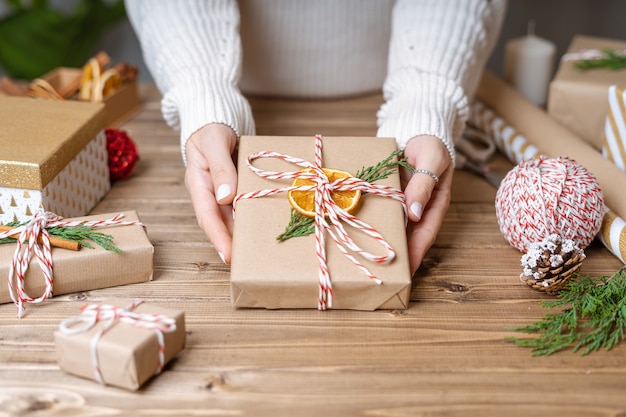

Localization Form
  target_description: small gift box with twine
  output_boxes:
[0,210,153,317]
[548,35,626,151]
[0,95,110,224]
[55,299,186,391]
[231,135,411,311]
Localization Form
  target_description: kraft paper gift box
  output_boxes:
[55,299,186,391]
[230,135,411,311]
[40,67,141,127]
[0,210,153,305]
[0,96,110,224]
[548,35,626,150]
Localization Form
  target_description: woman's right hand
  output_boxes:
[184,123,238,264]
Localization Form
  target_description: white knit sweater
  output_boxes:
[125,0,506,162]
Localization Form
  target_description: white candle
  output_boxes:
[504,21,556,107]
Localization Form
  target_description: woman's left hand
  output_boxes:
[401,135,453,275]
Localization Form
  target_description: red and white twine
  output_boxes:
[233,134,406,310]
[59,300,177,385]
[0,210,145,318]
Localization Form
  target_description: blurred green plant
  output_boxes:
[0,0,126,79]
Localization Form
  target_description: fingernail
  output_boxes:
[216,184,231,203]
[410,202,423,220]
[218,251,227,264]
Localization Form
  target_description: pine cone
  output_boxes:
[520,234,586,295]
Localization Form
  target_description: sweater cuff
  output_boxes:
[376,68,469,166]
[160,69,255,164]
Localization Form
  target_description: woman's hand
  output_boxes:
[401,135,453,275]
[184,123,238,264]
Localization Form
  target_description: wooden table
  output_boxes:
[1,85,625,416]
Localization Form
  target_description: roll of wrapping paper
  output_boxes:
[471,71,626,263]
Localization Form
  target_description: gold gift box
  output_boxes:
[0,96,110,224]
[548,35,626,150]
[231,135,411,311]
[55,299,185,391]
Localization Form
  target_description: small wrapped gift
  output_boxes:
[548,35,626,150]
[0,211,153,315]
[0,96,110,224]
[231,135,411,311]
[55,299,186,391]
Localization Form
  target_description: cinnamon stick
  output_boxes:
[0,225,81,251]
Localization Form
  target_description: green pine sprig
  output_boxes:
[507,267,626,356]
[574,48,626,71]
[0,222,121,252]
[276,150,411,242]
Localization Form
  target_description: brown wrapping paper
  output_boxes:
[231,136,411,311]
[55,299,185,390]
[0,210,154,305]
[477,71,626,224]
[0,95,106,190]
[548,35,626,150]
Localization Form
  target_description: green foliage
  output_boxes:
[508,267,626,356]
[47,224,121,252]
[574,48,626,71]
[1,221,121,252]
[0,0,126,79]
[276,150,411,242]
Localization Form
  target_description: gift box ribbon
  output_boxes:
[603,85,626,171]
[234,134,407,310]
[59,300,177,385]
[0,210,145,318]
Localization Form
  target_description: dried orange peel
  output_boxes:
[287,168,361,218]
[79,57,102,101]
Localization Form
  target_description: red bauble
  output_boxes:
[105,128,139,181]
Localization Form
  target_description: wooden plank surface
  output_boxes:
[1,85,625,416]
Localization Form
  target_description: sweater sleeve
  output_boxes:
[124,0,255,163]
[377,0,506,163]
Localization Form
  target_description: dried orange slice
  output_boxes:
[79,57,101,101]
[288,168,361,218]
[97,68,122,101]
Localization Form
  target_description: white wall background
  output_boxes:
[3,1,626,85]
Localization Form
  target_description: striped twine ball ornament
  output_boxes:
[495,156,605,294]
[495,156,604,252]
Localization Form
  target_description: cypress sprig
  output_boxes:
[276,150,410,242]
[47,225,122,252]
[0,222,121,252]
[508,267,626,356]
[574,49,626,71]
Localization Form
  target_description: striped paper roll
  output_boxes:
[469,100,626,264]
[603,85,626,172]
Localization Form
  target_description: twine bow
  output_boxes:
[233,134,406,310]
[59,300,177,385]
[0,210,145,318]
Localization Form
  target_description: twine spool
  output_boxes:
[495,156,604,253]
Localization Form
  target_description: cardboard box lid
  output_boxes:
[0,96,105,190]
